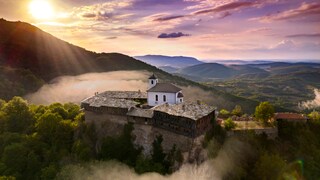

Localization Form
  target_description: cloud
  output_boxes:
[252,2,320,22]
[25,71,149,105]
[299,89,320,109]
[73,0,133,20]
[218,11,232,19]
[270,40,295,50]
[158,32,190,38]
[57,137,251,180]
[81,12,97,18]
[192,1,254,15]
[153,15,186,22]
[286,33,320,38]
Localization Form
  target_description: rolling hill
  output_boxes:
[134,55,203,68]
[0,19,270,113]
[176,63,268,81]
[209,63,320,110]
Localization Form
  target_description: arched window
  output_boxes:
[155,95,158,101]
[163,95,166,102]
[180,99,182,102]
[151,80,154,84]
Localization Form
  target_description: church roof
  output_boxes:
[152,101,216,121]
[82,96,139,109]
[148,74,157,79]
[127,107,154,118]
[147,83,182,93]
[177,92,184,98]
[81,91,147,109]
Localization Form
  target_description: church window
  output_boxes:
[163,95,166,102]
[155,95,158,101]
[151,80,154,84]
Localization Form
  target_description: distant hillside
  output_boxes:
[208,62,320,110]
[177,63,267,81]
[134,55,203,68]
[214,60,273,65]
[0,19,270,113]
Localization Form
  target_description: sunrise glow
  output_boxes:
[29,0,54,19]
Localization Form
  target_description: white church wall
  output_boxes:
[148,92,176,106]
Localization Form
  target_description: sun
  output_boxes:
[29,0,54,19]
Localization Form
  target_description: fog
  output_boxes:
[25,71,218,106]
[25,71,149,104]
[57,138,250,180]
[299,89,320,109]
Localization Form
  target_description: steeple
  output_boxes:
[148,73,158,89]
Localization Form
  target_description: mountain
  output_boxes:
[158,66,178,73]
[0,19,273,113]
[134,55,203,68]
[214,60,273,65]
[177,63,268,81]
[207,62,320,110]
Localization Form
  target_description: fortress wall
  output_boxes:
[132,124,197,155]
[84,109,206,160]
[84,110,127,138]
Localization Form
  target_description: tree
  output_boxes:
[219,109,230,117]
[253,153,287,179]
[1,97,34,133]
[254,102,275,125]
[152,135,166,164]
[224,118,237,131]
[308,111,320,123]
[231,105,243,116]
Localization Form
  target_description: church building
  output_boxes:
[147,74,184,106]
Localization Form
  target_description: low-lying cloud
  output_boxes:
[25,71,149,105]
[299,89,320,109]
[57,138,250,180]
[25,70,235,111]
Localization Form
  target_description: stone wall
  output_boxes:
[85,110,203,157]
[132,124,196,155]
[84,110,127,138]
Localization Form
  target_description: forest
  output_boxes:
[0,97,319,179]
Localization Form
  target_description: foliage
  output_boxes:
[231,105,243,116]
[253,153,287,179]
[224,118,237,131]
[308,111,320,123]
[254,102,275,125]
[0,97,82,179]
[1,97,34,133]
[219,109,230,115]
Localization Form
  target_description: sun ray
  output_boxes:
[29,0,54,19]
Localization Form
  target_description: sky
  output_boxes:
[0,0,319,60]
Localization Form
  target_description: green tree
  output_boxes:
[219,109,230,116]
[152,135,166,164]
[254,102,275,125]
[1,143,28,179]
[224,118,237,131]
[63,103,80,120]
[1,97,34,133]
[308,111,320,123]
[48,103,68,119]
[36,112,75,150]
[231,105,243,116]
[0,99,6,109]
[253,153,287,180]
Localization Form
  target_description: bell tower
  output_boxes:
[148,73,158,89]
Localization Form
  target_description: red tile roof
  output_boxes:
[274,113,307,120]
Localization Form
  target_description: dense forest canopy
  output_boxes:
[0,97,319,179]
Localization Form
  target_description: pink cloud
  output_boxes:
[252,2,320,22]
